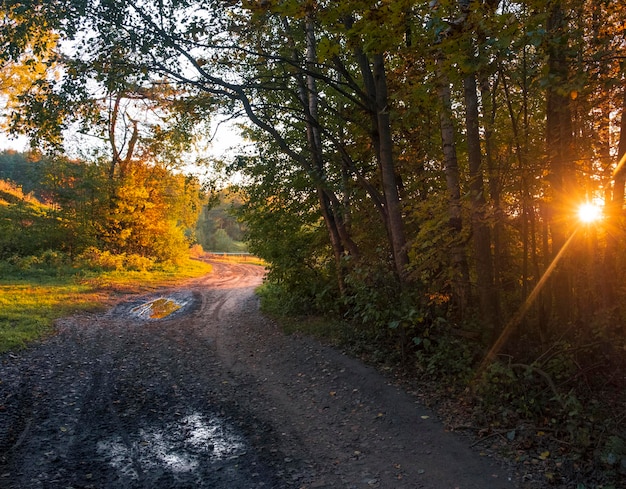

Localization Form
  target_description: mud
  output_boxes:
[0,260,521,488]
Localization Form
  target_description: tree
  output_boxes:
[4,0,626,365]
[459,0,500,336]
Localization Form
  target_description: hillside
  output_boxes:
[0,179,46,207]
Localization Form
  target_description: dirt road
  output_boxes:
[0,260,520,488]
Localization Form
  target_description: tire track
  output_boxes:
[0,260,521,489]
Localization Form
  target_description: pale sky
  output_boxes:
[0,118,247,160]
[0,133,29,152]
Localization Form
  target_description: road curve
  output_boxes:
[0,260,520,488]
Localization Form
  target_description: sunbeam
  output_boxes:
[475,228,581,381]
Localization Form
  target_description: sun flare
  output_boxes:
[577,202,602,223]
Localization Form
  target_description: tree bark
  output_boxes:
[464,71,500,338]
[343,26,409,283]
[437,65,470,312]
[301,16,359,296]
[604,87,626,305]
[611,88,626,213]
[371,53,409,282]
[545,0,575,324]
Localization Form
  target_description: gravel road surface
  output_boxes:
[0,260,520,488]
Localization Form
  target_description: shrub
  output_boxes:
[40,250,67,267]
[77,247,125,271]
[189,244,204,258]
[413,324,475,383]
[123,254,154,271]
[150,222,191,264]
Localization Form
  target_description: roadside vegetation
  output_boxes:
[259,277,626,488]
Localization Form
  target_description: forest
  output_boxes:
[1,0,625,485]
[0,151,246,259]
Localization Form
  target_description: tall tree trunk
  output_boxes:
[301,16,358,296]
[464,70,500,338]
[348,34,409,282]
[371,53,409,282]
[611,88,626,214]
[604,87,626,304]
[431,0,477,315]
[277,14,361,297]
[481,72,503,294]
[546,0,575,324]
[437,65,470,313]
[501,65,538,324]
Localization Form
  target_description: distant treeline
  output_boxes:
[0,150,246,261]
[0,150,45,196]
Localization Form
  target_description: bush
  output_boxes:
[123,254,154,271]
[39,250,67,267]
[257,267,336,317]
[76,247,125,271]
[76,248,162,272]
[413,324,475,383]
[342,262,403,328]
[150,222,191,264]
[0,251,74,279]
[189,244,204,258]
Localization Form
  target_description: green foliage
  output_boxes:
[76,247,148,272]
[342,261,407,328]
[247,225,336,316]
[0,152,204,264]
[471,338,625,474]
[256,281,299,317]
[149,220,193,265]
[0,151,46,193]
[475,360,549,423]
[3,250,71,273]
[406,192,463,298]
[254,246,335,317]
[0,179,69,258]
[235,148,340,316]
[207,228,244,253]
[195,190,248,253]
[2,1,626,484]
[412,321,476,383]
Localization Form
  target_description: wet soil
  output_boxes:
[0,260,521,488]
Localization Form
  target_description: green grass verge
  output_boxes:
[0,258,212,353]
[205,253,267,267]
[256,282,349,345]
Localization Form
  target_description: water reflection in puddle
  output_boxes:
[97,412,246,478]
[130,297,187,319]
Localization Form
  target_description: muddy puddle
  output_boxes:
[97,412,247,479]
[131,297,185,319]
[110,290,200,321]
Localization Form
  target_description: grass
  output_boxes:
[80,258,213,293]
[205,252,267,267]
[0,279,102,352]
[256,282,350,345]
[0,257,213,353]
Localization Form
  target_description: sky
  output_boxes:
[0,118,248,162]
[0,116,250,188]
[0,133,29,152]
